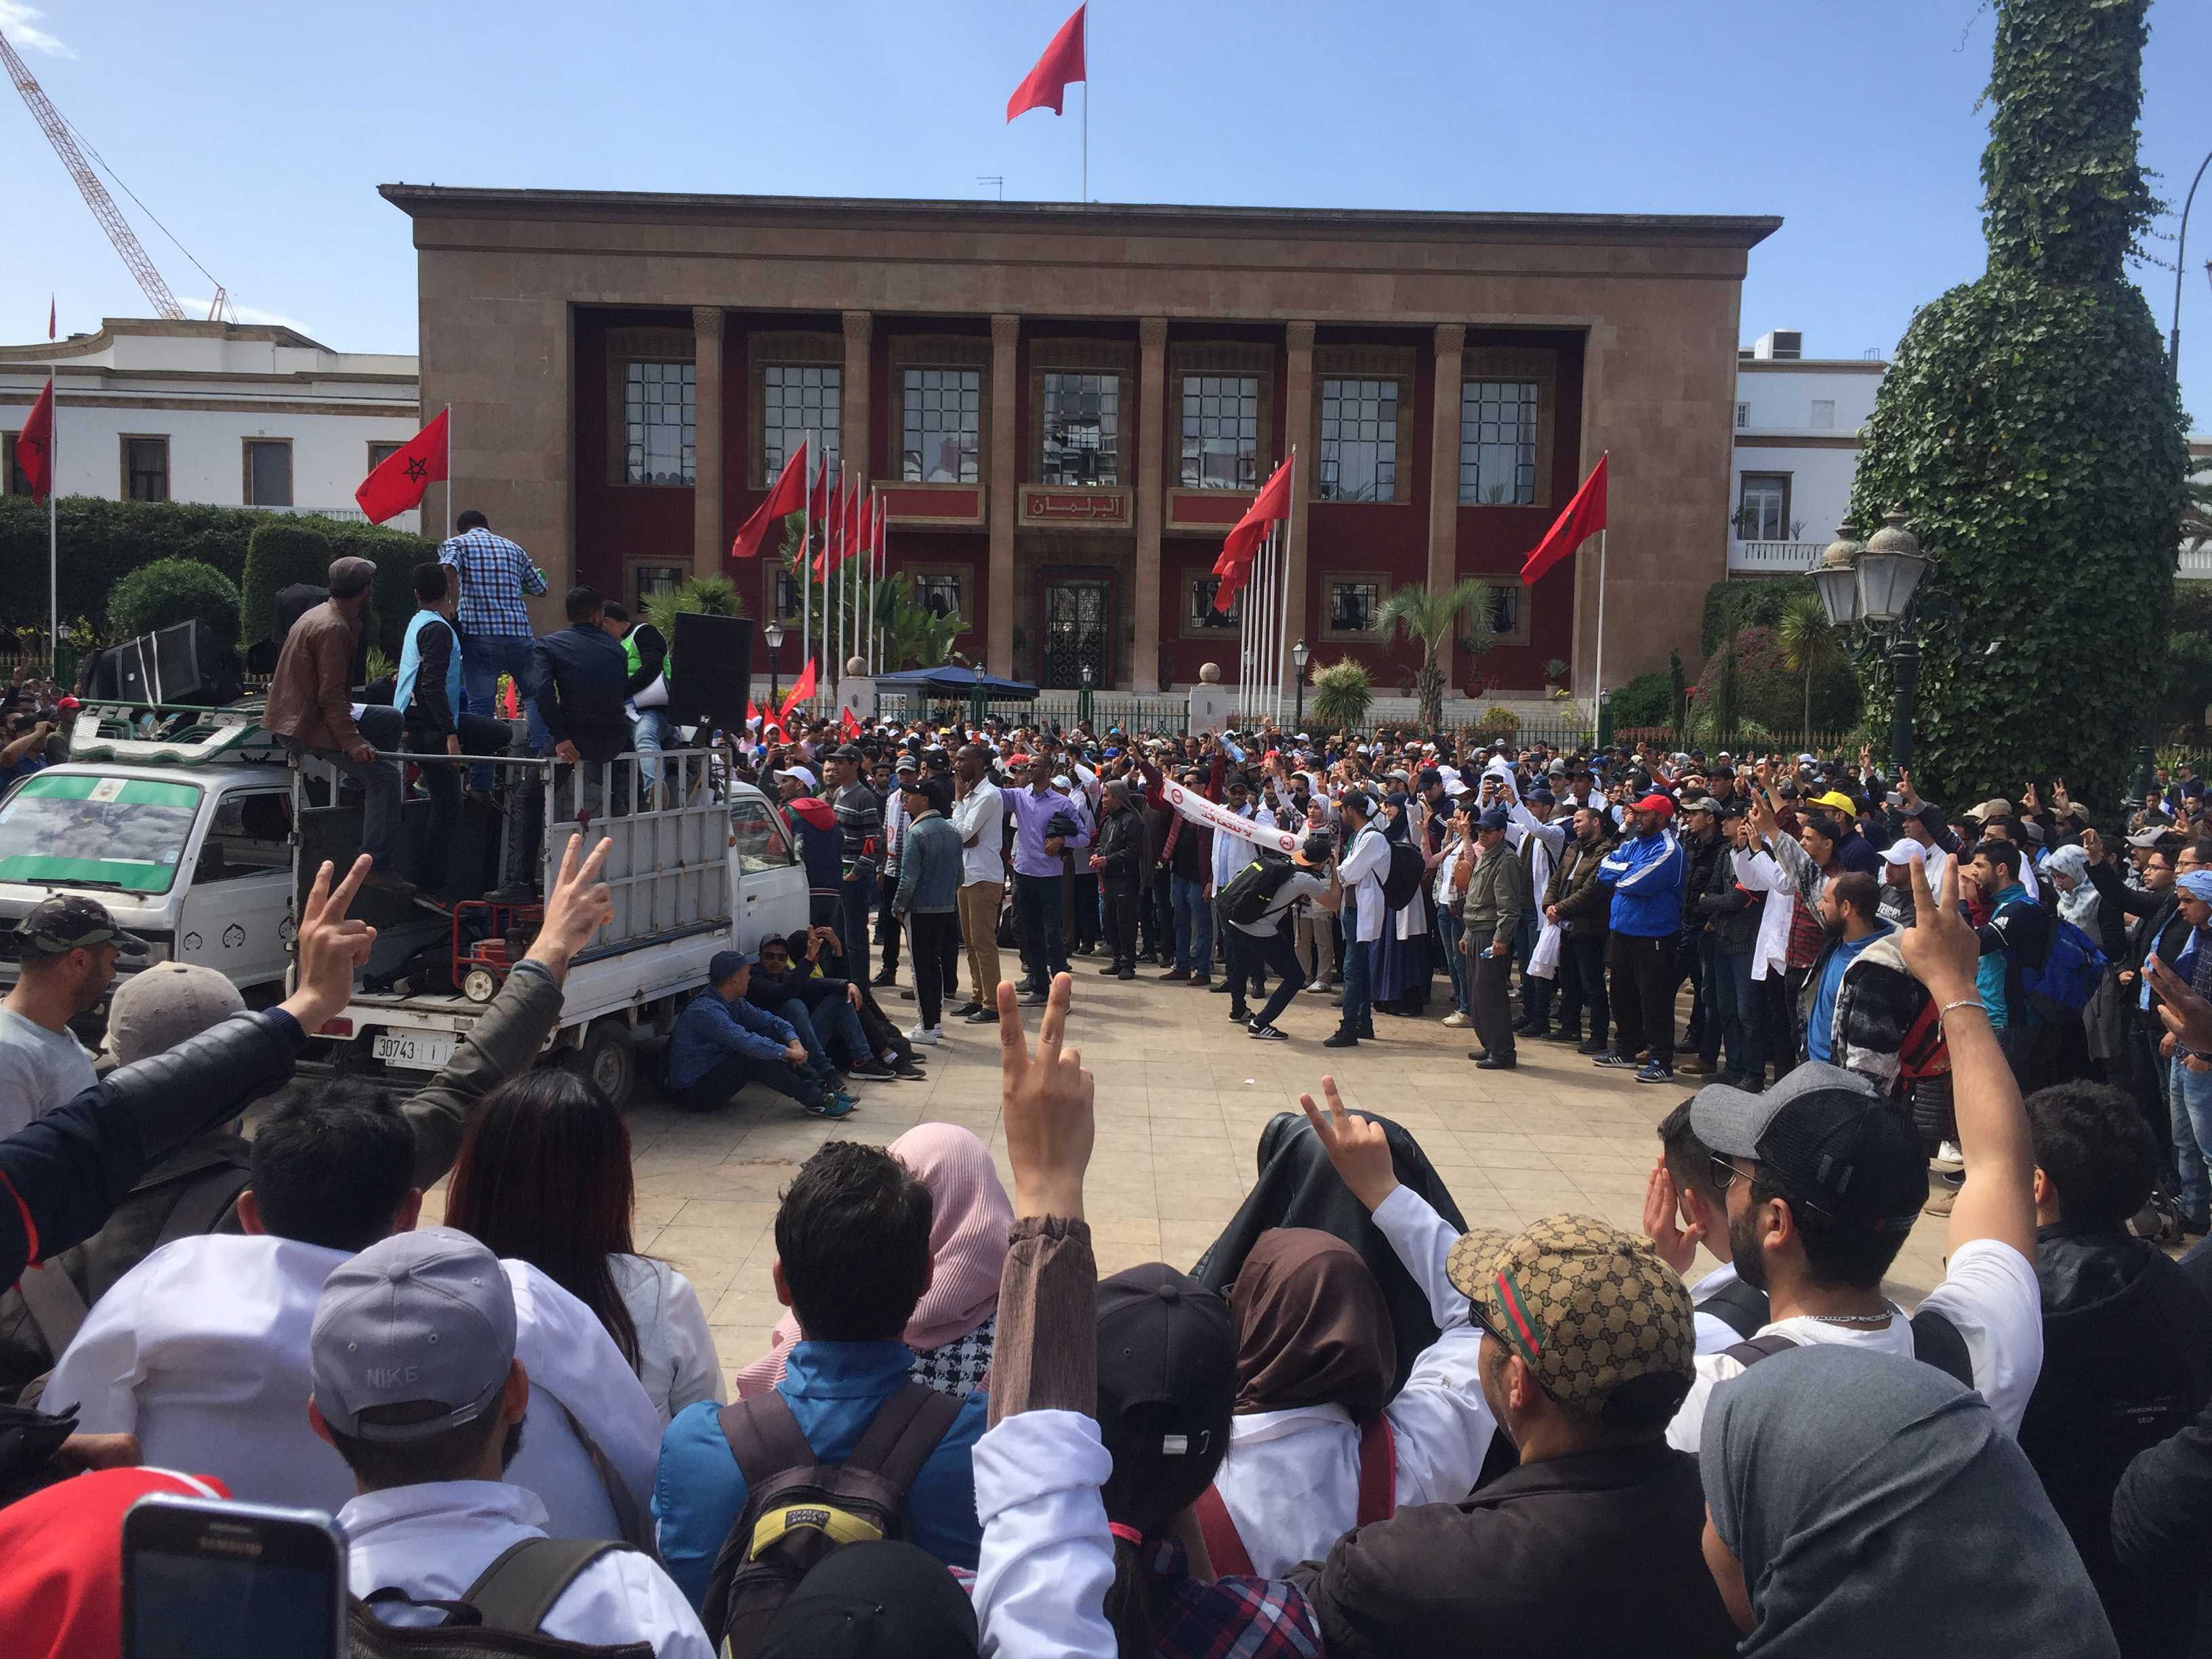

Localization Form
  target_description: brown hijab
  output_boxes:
[1229,1228,1395,1423]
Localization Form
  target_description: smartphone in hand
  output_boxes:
[123,1494,346,1659]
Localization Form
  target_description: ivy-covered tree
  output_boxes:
[1847,0,2188,810]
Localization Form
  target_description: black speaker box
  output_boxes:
[668,612,754,734]
[89,621,243,708]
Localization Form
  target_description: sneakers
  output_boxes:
[1576,1037,1610,1055]
[1322,1029,1359,1048]
[1635,1061,1677,1084]
[845,1059,897,1081]
[1307,980,1328,994]
[1019,989,1050,1007]
[808,1092,857,1119]
[1592,1052,1639,1069]
[485,882,537,905]
[1922,1187,1957,1218]
[1098,962,1124,975]
[1441,1011,1471,1028]
[363,867,419,899]
[1544,1027,1584,1044]
[951,1001,983,1020]
[1249,1023,1288,1041]
[1118,968,1135,981]
[962,1006,1000,1025]
[871,968,898,987]
[905,1025,943,1045]
[1228,1006,1250,1024]
[1162,967,1192,983]
[1208,979,1235,994]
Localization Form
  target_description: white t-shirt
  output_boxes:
[1666,1237,2043,1452]
[0,1005,98,1138]
[1233,870,1330,939]
[609,1253,725,1427]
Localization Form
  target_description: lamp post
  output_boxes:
[764,620,785,713]
[1811,508,1940,777]
[1292,638,1310,733]
[1078,659,1093,731]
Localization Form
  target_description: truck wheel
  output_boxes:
[573,1017,635,1111]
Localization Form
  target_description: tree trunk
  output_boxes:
[1416,655,1446,733]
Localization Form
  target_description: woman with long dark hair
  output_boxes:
[443,1069,724,1425]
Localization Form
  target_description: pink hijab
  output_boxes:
[732,1122,1014,1399]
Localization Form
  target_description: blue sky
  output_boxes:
[3,0,2208,427]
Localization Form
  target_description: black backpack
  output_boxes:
[1723,1309,1973,1387]
[353,1538,649,1657]
[1695,1277,1771,1342]
[1380,840,1425,910]
[1221,849,1297,926]
[699,1380,963,1658]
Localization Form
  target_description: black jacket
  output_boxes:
[1092,804,1143,880]
[2022,1224,2212,1658]
[1544,835,1614,940]
[1679,829,1725,935]
[530,621,632,763]
[1285,1438,1739,1659]
[1696,836,1763,954]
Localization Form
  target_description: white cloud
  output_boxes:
[179,296,317,335]
[0,1,73,58]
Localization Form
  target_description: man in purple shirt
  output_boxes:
[1006,756,1090,1007]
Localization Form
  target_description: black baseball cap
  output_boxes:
[16,894,148,957]
[1690,1061,1927,1233]
[1096,1263,1234,1466]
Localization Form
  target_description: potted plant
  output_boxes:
[1544,658,1570,699]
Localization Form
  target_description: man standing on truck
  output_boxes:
[264,557,415,899]
[491,587,630,904]
[437,509,550,791]
[396,564,515,899]
[665,951,855,1120]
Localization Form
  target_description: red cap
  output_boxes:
[790,796,838,832]
[1633,793,1676,817]
[1008,752,1031,765]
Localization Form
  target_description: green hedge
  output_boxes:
[0,497,432,657]
[109,558,242,643]
[241,521,333,649]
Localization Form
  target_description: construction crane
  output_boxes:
[1,26,187,321]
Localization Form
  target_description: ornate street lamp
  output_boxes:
[764,620,785,713]
[1809,507,1948,779]
[1292,638,1310,733]
[1078,659,1094,730]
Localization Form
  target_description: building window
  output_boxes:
[1328,579,1381,633]
[1736,473,1790,540]
[1736,401,1750,430]
[2,433,25,497]
[624,361,695,485]
[763,365,840,478]
[1181,375,1258,489]
[903,368,981,484]
[632,565,684,613]
[1810,399,1835,430]
[368,441,405,472]
[1039,372,1118,487]
[773,569,802,623]
[1458,381,1538,506]
[1485,585,1519,638]
[1188,574,1239,631]
[1318,379,1397,501]
[244,440,293,507]
[916,573,964,621]
[124,437,169,502]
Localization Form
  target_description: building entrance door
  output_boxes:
[1039,573,1112,690]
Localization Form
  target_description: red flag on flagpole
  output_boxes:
[16,379,54,505]
[731,440,811,562]
[1007,4,1086,120]
[808,451,832,523]
[1212,457,1293,612]
[839,705,861,740]
[355,409,449,524]
[780,658,817,722]
[1520,453,1607,585]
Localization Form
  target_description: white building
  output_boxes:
[1727,329,1887,576]
[0,318,422,530]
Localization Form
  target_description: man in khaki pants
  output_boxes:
[949,744,1006,1025]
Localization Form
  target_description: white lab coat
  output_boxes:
[1734,845,1797,981]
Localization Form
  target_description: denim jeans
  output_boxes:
[1710,949,1764,1086]
[1171,874,1213,977]
[1015,872,1067,991]
[1673,928,1713,1052]
[1517,909,1553,1027]
[840,877,874,983]
[456,631,550,790]
[678,1051,830,1114]
[1339,897,1374,1037]
[630,706,672,804]
[1436,907,1469,1015]
[1555,933,1609,1039]
[403,710,513,897]
[283,703,406,871]
[781,994,871,1074]
[2172,1057,2212,1224]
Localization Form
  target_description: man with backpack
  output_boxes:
[317,1229,712,1655]
[1664,851,2044,1454]
[653,1141,988,1626]
[1799,869,1932,1094]
[1460,806,1530,1072]
[1221,831,1339,1040]
[1326,791,1391,1050]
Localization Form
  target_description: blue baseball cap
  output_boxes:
[710,950,758,983]
[1476,807,1511,832]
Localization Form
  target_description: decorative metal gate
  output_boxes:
[1040,575,1111,689]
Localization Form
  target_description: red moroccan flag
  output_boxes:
[16,377,55,505]
[808,453,832,523]
[780,657,817,721]
[355,409,448,524]
[1520,453,1607,585]
[839,705,861,740]
[731,438,810,562]
[1007,4,1086,121]
[1212,457,1293,612]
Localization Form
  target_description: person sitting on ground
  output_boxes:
[747,930,895,1083]
[1199,1080,1494,1582]
[264,556,413,897]
[443,1068,726,1429]
[665,950,856,1120]
[2014,1080,2212,1656]
[653,1139,991,1611]
[1701,1345,2116,1658]
[1663,852,2044,1454]
[783,925,926,1080]
[733,1122,1013,1401]
[0,895,140,1139]
[1645,1099,1771,1353]
[314,1229,712,1655]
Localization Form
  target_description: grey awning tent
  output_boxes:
[872,666,1038,700]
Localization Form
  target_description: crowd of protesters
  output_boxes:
[10,687,2212,1654]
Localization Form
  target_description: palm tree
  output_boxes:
[1374,579,1492,731]
[1776,593,1843,733]
[1309,657,1374,731]
[2186,457,2212,554]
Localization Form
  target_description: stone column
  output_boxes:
[841,310,872,488]
[987,313,1020,678]
[1282,321,1316,675]
[691,306,724,581]
[1427,325,1465,600]
[1134,316,1168,693]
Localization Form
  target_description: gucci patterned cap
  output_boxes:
[1447,1214,1694,1423]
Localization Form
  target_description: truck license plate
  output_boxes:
[371,1032,455,1072]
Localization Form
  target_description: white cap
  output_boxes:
[1881,838,1927,867]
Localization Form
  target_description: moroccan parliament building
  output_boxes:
[382,187,1776,697]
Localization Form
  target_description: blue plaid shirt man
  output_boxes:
[437,525,548,638]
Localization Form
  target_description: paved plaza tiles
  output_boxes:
[421,969,1957,1395]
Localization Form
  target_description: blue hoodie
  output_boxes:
[1597,826,1687,939]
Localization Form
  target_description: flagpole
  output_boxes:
[1592,526,1607,733]
[1081,3,1089,202]
[801,435,814,719]
[46,372,56,661]
[443,404,453,543]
